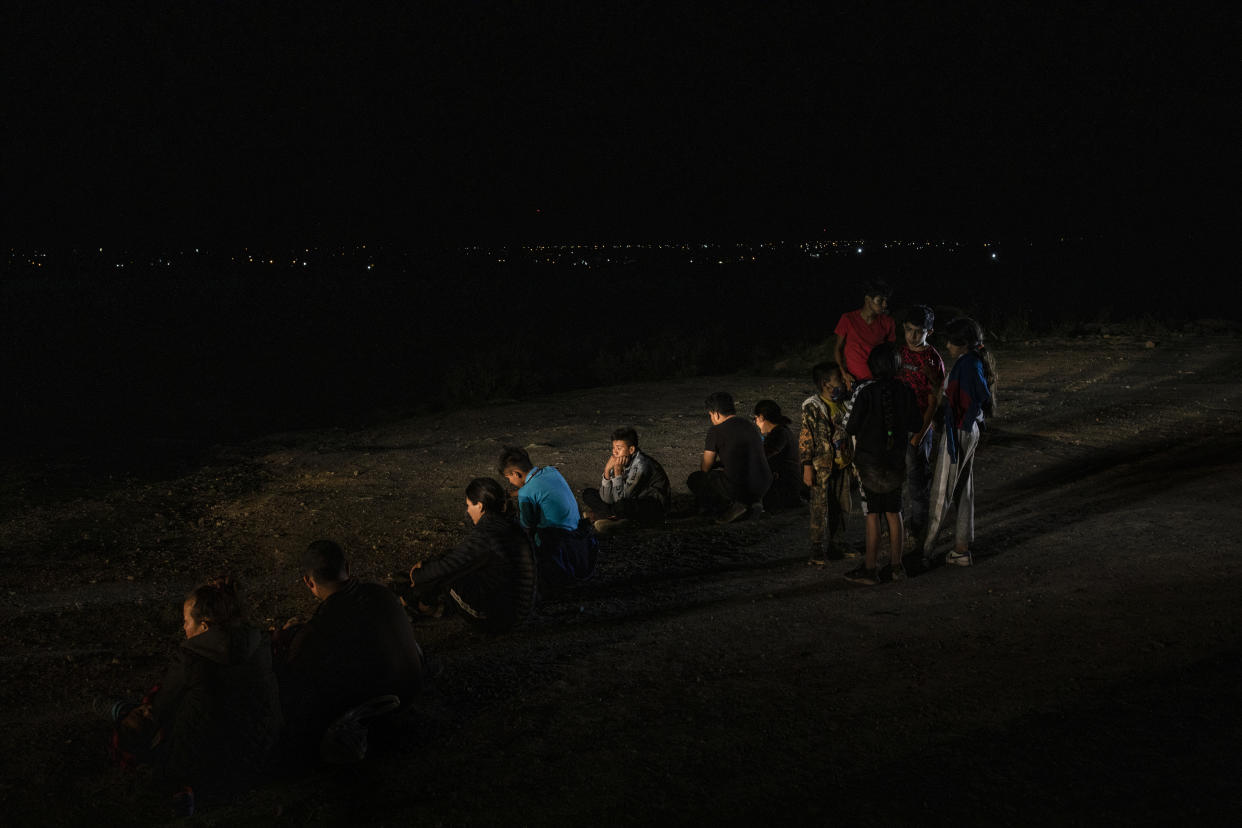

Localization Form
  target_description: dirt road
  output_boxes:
[2,333,1240,825]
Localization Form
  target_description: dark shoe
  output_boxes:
[93,697,135,722]
[320,694,402,764]
[889,564,907,582]
[412,600,444,619]
[716,501,748,524]
[843,565,878,585]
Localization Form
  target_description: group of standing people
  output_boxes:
[820,279,997,583]
[109,278,995,812]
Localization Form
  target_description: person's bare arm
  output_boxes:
[701,450,717,475]
[834,337,855,389]
[912,389,937,445]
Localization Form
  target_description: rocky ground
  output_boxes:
[2,333,1241,826]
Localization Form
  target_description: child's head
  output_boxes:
[704,391,736,416]
[866,342,902,381]
[902,305,934,349]
[465,477,509,522]
[610,426,639,461]
[184,575,243,638]
[812,361,844,397]
[862,279,892,315]
[944,317,983,356]
[752,399,791,430]
[497,445,534,487]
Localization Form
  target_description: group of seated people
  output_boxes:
[108,402,809,811]
[108,541,432,811]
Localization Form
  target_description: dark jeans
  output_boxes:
[686,468,739,513]
[903,428,934,533]
[533,519,598,589]
[581,488,666,523]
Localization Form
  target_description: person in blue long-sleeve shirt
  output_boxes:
[499,445,596,589]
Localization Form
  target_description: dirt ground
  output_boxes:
[2,333,1241,826]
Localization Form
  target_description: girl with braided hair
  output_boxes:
[922,317,997,567]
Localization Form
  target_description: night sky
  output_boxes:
[4,3,1234,245]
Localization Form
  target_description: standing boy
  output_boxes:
[799,362,855,563]
[897,304,946,546]
[834,279,896,391]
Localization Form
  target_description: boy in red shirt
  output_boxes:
[833,280,896,391]
[897,304,946,546]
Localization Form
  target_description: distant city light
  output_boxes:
[856,247,863,254]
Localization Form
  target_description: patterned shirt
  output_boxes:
[798,394,851,471]
[898,344,946,418]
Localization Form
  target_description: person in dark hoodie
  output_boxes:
[277,540,425,753]
[112,576,282,808]
[753,399,803,512]
[407,477,538,632]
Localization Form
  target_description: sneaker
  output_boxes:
[843,565,878,585]
[716,501,749,524]
[93,697,135,722]
[412,600,445,619]
[593,517,631,535]
[945,550,973,567]
[890,564,907,582]
[320,694,402,764]
[748,502,765,520]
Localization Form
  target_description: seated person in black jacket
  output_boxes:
[407,477,538,632]
[277,540,425,750]
[112,576,281,805]
[753,399,804,511]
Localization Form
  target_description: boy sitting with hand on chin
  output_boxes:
[580,427,671,534]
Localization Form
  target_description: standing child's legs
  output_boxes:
[903,428,934,538]
[923,426,980,564]
[829,466,855,557]
[951,435,978,553]
[844,486,880,584]
[807,471,829,559]
[886,510,905,573]
[864,512,882,571]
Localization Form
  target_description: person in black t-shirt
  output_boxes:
[276,540,425,752]
[686,391,771,523]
